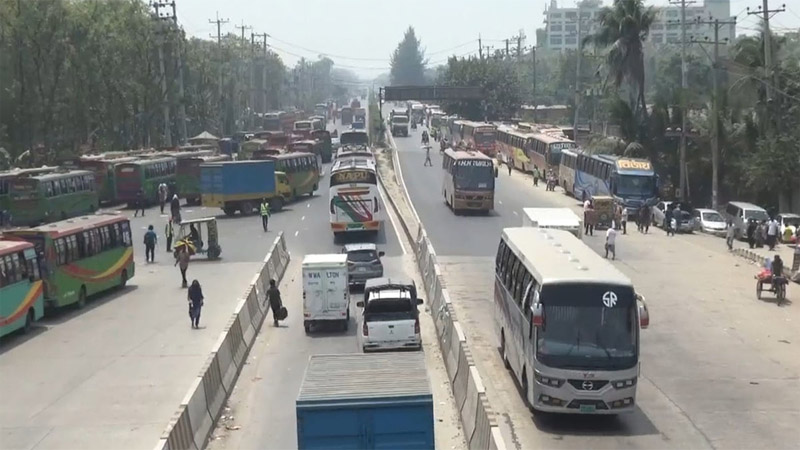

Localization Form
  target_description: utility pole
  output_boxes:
[258,33,269,114]
[531,46,538,121]
[478,34,483,60]
[747,1,785,129]
[209,12,229,136]
[153,2,172,147]
[669,0,695,201]
[169,1,188,145]
[516,34,523,61]
[692,17,736,210]
[573,10,584,137]
[505,39,510,58]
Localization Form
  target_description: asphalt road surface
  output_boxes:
[388,105,800,450]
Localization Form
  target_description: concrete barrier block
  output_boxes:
[460,367,480,445]
[152,438,170,450]
[443,319,459,383]
[215,332,237,393]
[201,354,226,421]
[441,288,452,307]
[470,393,492,450]
[452,344,470,411]
[235,298,255,346]
[228,317,247,368]
[246,288,263,329]
[161,405,196,450]
[488,426,507,450]
[183,377,213,450]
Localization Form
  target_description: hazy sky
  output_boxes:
[176,0,800,78]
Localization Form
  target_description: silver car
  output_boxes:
[342,243,385,287]
[692,208,727,236]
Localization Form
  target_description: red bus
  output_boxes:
[456,121,497,157]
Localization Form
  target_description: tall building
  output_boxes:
[538,0,736,51]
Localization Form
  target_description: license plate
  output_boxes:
[357,267,368,272]
[579,404,596,413]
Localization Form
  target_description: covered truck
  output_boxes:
[302,254,350,333]
[296,353,434,450]
[200,160,291,216]
[521,207,583,238]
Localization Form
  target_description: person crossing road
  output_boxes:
[260,198,271,232]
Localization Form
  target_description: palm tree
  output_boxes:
[583,0,656,122]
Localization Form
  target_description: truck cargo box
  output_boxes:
[296,353,434,450]
[200,160,276,196]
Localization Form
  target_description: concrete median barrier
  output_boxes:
[156,232,291,450]
[452,342,471,411]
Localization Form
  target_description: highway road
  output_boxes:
[205,117,465,449]
[387,106,800,450]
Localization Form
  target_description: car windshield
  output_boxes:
[615,174,656,197]
[392,116,409,124]
[702,211,724,222]
[744,209,769,221]
[537,284,637,370]
[347,249,378,262]
[454,162,494,190]
[782,217,800,227]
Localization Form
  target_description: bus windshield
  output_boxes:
[264,118,281,131]
[475,132,495,145]
[537,284,637,370]
[615,174,656,197]
[454,162,494,190]
[340,132,369,146]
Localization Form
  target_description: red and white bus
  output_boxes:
[455,120,497,157]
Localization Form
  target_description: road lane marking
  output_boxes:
[513,211,518,216]
[294,230,299,237]
[378,184,408,255]
[301,216,305,221]
[306,203,310,208]
[498,200,503,205]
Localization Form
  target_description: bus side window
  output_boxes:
[9,254,21,283]
[26,254,40,281]
[121,221,132,247]
[507,258,520,299]
[55,238,67,265]
[512,265,528,305]
[101,226,112,250]
[67,235,80,262]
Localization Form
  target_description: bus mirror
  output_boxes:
[531,303,543,327]
[356,301,364,308]
[638,300,649,329]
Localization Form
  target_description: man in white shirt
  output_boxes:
[767,217,780,250]
[605,225,617,260]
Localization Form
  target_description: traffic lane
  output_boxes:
[493,170,800,448]
[391,125,516,257]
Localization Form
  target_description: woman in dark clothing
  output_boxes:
[747,219,757,249]
[188,280,204,328]
[267,278,283,327]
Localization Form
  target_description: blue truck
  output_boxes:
[296,353,435,450]
[200,160,291,216]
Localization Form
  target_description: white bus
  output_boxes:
[494,228,649,414]
[521,207,583,238]
[329,157,382,237]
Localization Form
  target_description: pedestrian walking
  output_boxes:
[747,219,757,249]
[165,218,174,252]
[621,206,628,234]
[143,225,157,263]
[423,145,432,167]
[170,194,181,223]
[175,246,190,288]
[767,216,779,250]
[605,225,617,260]
[755,221,766,248]
[726,220,735,250]
[664,206,674,236]
[641,207,651,234]
[267,279,283,327]
[134,189,145,217]
[187,280,204,329]
[158,182,168,214]
[260,198,271,232]
[507,159,513,175]
[533,166,540,187]
[671,204,682,235]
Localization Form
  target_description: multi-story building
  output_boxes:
[538,0,736,51]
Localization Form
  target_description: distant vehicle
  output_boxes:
[652,201,674,228]
[114,157,177,206]
[521,207,582,238]
[314,103,328,121]
[329,157,382,237]
[350,98,361,109]
[390,114,409,137]
[495,228,649,414]
[674,210,696,233]
[293,120,314,138]
[296,353,435,450]
[357,277,423,352]
[200,160,291,215]
[0,239,44,337]
[353,107,366,123]
[287,140,324,171]
[260,152,321,199]
[0,167,59,214]
[176,154,230,205]
[7,214,135,309]
[560,150,659,214]
[77,156,138,204]
[723,201,769,239]
[9,170,99,226]
[410,103,425,124]
[692,208,727,236]
[342,243,384,288]
[340,107,353,125]
[454,120,497,156]
[309,116,326,131]
[302,254,350,333]
[777,213,800,242]
[442,148,496,214]
[340,130,369,147]
[310,129,333,163]
[350,121,366,131]
[331,137,341,153]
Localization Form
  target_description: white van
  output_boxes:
[302,254,350,333]
[521,207,583,238]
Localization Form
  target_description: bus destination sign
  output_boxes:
[616,159,651,171]
[457,159,493,167]
[331,169,377,186]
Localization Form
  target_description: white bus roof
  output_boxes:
[331,157,376,172]
[302,254,348,266]
[501,228,632,287]
[522,208,581,227]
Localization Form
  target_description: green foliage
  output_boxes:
[436,56,522,120]
[744,133,800,194]
[389,27,426,86]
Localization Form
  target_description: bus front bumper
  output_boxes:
[331,221,382,233]
[533,379,637,414]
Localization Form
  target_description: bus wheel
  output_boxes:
[76,286,87,309]
[521,367,531,409]
[23,309,35,334]
[269,197,283,212]
[500,331,510,369]
[120,270,128,288]
[239,202,252,216]
[223,207,236,217]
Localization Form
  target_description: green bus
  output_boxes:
[0,239,44,337]
[264,152,320,198]
[7,214,135,309]
[9,170,98,226]
[177,154,230,205]
[79,156,139,204]
[114,157,177,206]
[0,167,59,217]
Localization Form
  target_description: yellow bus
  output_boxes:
[442,148,496,214]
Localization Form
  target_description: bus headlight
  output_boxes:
[534,372,564,387]
[612,378,637,389]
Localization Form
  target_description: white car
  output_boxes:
[777,213,800,242]
[357,277,423,352]
[692,208,727,236]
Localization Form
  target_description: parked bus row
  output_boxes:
[1,214,135,338]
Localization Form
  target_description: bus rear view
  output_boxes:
[494,228,649,414]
